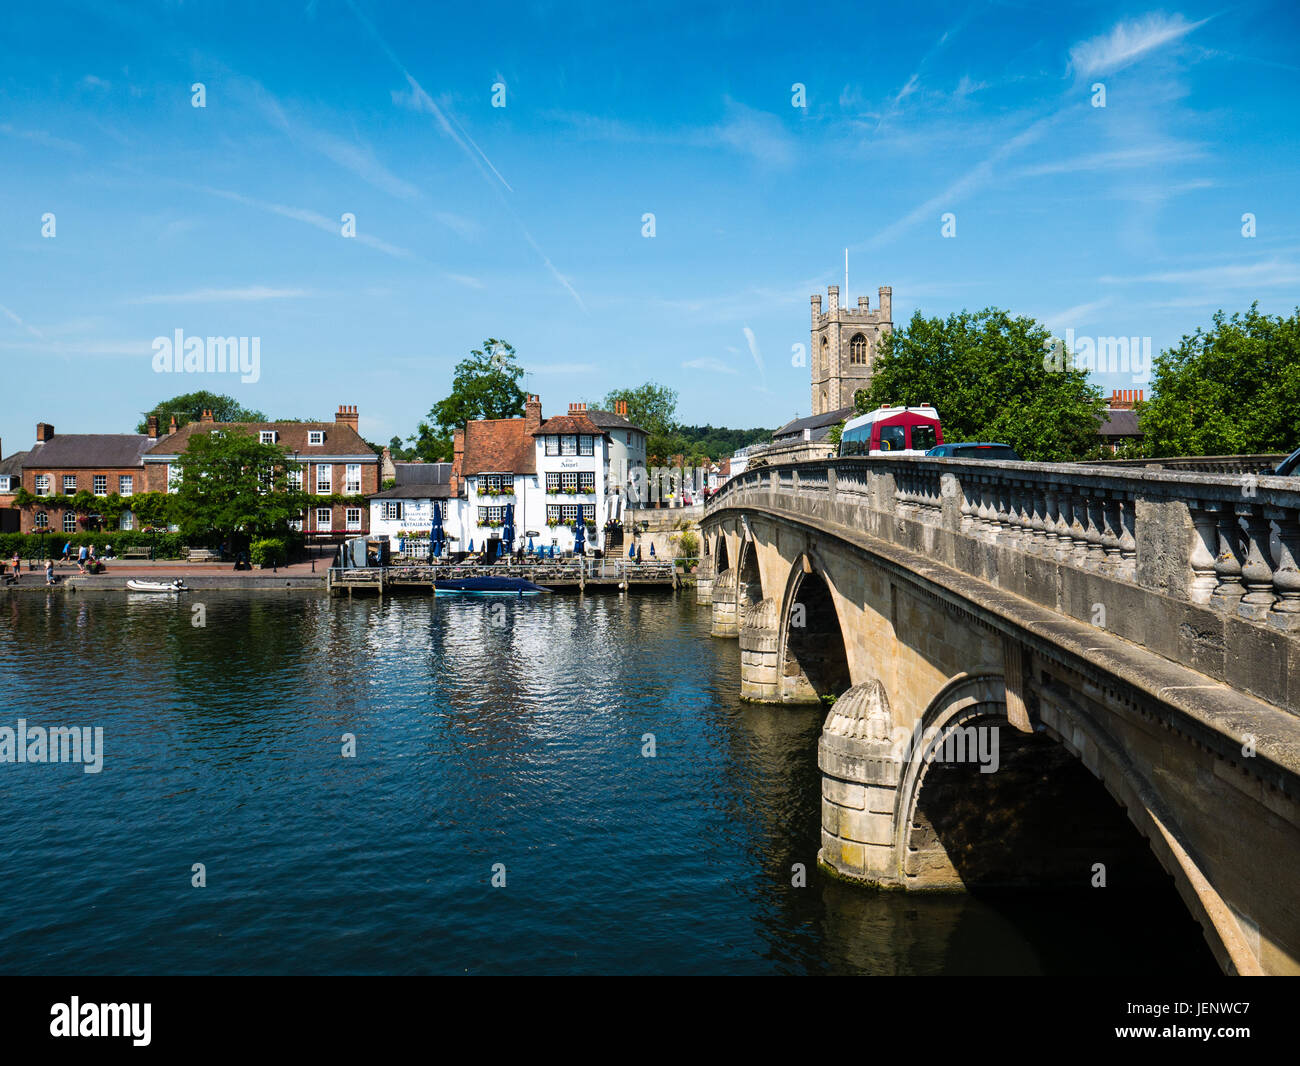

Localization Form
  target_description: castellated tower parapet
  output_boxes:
[810,283,894,416]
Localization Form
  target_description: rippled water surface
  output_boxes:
[0,590,1216,974]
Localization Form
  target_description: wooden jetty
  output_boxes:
[327,560,683,597]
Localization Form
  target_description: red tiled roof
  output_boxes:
[461,418,536,475]
[532,414,609,438]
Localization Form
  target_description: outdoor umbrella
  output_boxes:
[628,544,635,559]
[527,535,534,553]
[573,518,586,556]
[649,542,656,558]
[431,502,445,559]
[468,538,474,552]
[502,503,515,554]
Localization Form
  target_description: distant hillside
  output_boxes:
[673,424,772,461]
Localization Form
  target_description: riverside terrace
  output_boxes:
[701,456,1300,975]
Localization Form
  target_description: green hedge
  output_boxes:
[0,531,189,560]
[250,537,287,567]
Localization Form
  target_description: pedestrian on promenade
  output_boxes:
[77,544,88,573]
[45,558,54,585]
[11,550,20,577]
[61,541,71,562]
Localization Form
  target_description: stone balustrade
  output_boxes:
[710,456,1300,636]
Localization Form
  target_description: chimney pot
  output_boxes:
[168,416,177,433]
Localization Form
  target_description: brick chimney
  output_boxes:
[335,404,359,432]
[450,427,466,496]
[200,409,214,423]
[169,415,178,434]
[567,402,587,414]
[524,394,542,434]
[147,415,160,440]
[616,400,628,417]
[36,422,54,443]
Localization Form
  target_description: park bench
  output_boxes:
[122,547,152,559]
[187,548,222,562]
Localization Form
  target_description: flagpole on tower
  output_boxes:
[844,248,849,299]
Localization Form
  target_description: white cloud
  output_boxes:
[743,327,768,387]
[129,286,311,305]
[1069,14,1208,78]
[682,357,740,375]
[0,304,45,339]
[1099,259,1300,287]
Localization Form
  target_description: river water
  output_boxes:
[0,589,1216,975]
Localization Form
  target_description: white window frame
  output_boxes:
[287,468,303,492]
[316,464,331,494]
[119,511,134,530]
[308,430,324,445]
[315,507,332,531]
[545,436,560,456]
[382,501,403,521]
[35,475,50,496]
[34,511,48,529]
[345,463,361,494]
[260,430,276,445]
[167,465,181,493]
[561,435,577,456]
[579,471,595,493]
[63,475,77,495]
[561,504,579,523]
[63,511,77,533]
[119,475,133,497]
[561,471,578,493]
[345,508,362,531]
[93,475,107,496]
[579,435,594,456]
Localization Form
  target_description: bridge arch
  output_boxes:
[714,533,730,575]
[893,674,1251,973]
[778,554,851,703]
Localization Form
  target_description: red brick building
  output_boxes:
[143,405,380,539]
[17,423,152,535]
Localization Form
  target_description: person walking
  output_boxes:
[61,541,71,562]
[77,543,88,574]
[10,550,20,581]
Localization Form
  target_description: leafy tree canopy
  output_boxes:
[137,391,265,433]
[1138,304,1300,457]
[172,429,307,548]
[411,339,527,462]
[859,308,1104,462]
[602,382,678,440]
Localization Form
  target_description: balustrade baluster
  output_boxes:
[1238,505,1277,621]
[1042,488,1061,552]
[1101,495,1123,569]
[1268,509,1300,630]
[1188,504,1219,604]
[1210,509,1247,611]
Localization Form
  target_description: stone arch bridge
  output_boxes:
[700,456,1300,975]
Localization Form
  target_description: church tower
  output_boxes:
[811,284,893,415]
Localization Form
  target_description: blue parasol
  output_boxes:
[468,538,474,552]
[431,502,444,559]
[502,503,515,553]
[628,543,635,559]
[649,542,656,557]
[527,535,534,553]
[573,518,586,556]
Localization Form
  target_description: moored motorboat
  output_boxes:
[126,579,190,592]
[434,575,550,595]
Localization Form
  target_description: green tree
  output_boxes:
[603,382,678,439]
[411,339,527,461]
[172,429,308,550]
[136,391,266,433]
[861,308,1104,462]
[1139,304,1300,456]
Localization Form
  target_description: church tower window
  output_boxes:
[820,336,829,374]
[850,334,868,365]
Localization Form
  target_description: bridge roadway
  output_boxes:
[701,455,1300,975]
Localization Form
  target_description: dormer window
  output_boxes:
[260,431,276,445]
[308,430,324,446]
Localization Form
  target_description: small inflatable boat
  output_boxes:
[434,576,550,595]
[126,579,190,592]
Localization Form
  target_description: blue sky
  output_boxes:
[2,1,1298,452]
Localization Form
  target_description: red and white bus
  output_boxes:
[838,404,943,456]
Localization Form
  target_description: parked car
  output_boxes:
[925,442,1022,461]
[1273,446,1300,476]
